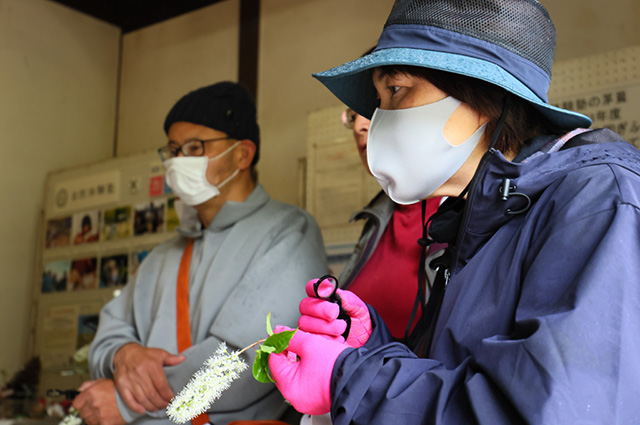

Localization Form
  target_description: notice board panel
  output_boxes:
[32,149,178,395]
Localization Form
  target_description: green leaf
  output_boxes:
[252,350,273,383]
[266,312,273,336]
[252,315,299,385]
[262,329,296,354]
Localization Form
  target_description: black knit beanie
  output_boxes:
[163,81,260,165]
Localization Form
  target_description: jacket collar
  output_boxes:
[350,190,396,226]
[454,130,635,269]
[177,184,270,238]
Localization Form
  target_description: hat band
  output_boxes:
[375,24,551,102]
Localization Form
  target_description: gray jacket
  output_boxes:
[89,185,328,424]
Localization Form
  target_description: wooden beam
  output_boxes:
[238,0,260,101]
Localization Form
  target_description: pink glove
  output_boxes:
[268,326,348,415]
[298,278,372,348]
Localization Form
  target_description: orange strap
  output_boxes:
[192,413,210,425]
[176,239,210,425]
[177,239,194,353]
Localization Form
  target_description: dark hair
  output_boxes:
[376,65,567,156]
[81,215,92,228]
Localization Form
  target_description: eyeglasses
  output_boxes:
[157,137,232,161]
[341,108,357,129]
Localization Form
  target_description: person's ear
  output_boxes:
[235,139,256,170]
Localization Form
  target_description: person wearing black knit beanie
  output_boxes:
[73,81,329,425]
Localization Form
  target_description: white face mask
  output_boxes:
[367,97,486,204]
[163,141,240,206]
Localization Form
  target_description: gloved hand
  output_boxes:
[298,278,372,348]
[268,326,348,415]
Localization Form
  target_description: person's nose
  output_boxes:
[353,115,370,146]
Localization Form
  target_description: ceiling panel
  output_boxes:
[49,0,225,33]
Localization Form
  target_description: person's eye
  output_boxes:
[388,85,401,95]
[183,142,201,156]
[167,145,180,156]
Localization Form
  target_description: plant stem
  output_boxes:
[238,339,266,355]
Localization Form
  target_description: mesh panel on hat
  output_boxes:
[385,0,555,75]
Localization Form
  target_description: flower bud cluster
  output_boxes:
[167,343,248,424]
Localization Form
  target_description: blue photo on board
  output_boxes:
[42,260,70,292]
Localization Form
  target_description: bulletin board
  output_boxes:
[305,105,380,276]
[549,45,640,148]
[31,149,179,395]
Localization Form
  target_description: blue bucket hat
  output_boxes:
[313,0,591,129]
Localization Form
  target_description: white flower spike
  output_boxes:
[167,343,248,424]
[59,408,83,425]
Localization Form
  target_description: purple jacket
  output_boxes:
[330,130,640,424]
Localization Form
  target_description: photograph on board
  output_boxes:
[100,253,128,287]
[133,200,165,236]
[72,210,100,245]
[69,257,98,290]
[102,206,132,240]
[45,217,72,248]
[76,314,99,350]
[42,260,70,292]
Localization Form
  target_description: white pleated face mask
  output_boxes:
[367,97,486,204]
[163,141,240,206]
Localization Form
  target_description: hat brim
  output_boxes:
[313,48,591,129]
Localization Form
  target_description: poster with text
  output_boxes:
[41,305,79,369]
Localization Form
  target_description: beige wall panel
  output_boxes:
[117,0,240,157]
[258,0,395,205]
[541,0,640,61]
[0,0,119,376]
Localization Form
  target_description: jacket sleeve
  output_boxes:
[330,191,640,423]
[88,279,139,380]
[88,276,149,423]
[160,209,329,418]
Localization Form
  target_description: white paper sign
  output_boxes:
[52,170,120,214]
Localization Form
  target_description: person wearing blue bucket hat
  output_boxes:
[268,0,640,424]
